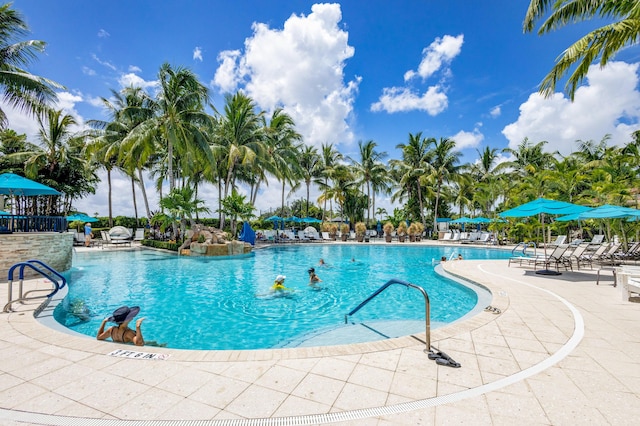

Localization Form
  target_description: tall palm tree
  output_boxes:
[349,140,387,226]
[523,0,640,100]
[297,145,322,217]
[430,137,461,232]
[316,143,343,221]
[143,63,214,192]
[0,3,62,128]
[392,132,431,226]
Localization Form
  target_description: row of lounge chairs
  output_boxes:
[440,230,496,245]
[508,240,639,272]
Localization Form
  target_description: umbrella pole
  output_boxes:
[536,213,561,276]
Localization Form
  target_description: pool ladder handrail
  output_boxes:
[344,278,430,352]
[512,241,537,257]
[4,259,67,313]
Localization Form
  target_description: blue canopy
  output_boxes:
[301,216,321,223]
[451,217,473,224]
[285,216,302,223]
[0,209,9,216]
[66,213,99,222]
[265,215,284,221]
[556,204,640,221]
[238,221,255,245]
[0,173,61,196]
[470,217,492,223]
[499,198,590,218]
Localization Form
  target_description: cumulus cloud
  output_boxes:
[128,65,142,73]
[118,72,158,89]
[371,34,463,115]
[213,50,242,93]
[404,35,464,82]
[450,128,484,150]
[490,106,501,117]
[97,29,110,38]
[502,61,640,156]
[193,46,203,61]
[82,66,96,76]
[211,3,359,147]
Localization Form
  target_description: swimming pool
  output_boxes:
[54,244,510,350]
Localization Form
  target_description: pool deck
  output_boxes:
[1,242,639,425]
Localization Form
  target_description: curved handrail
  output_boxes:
[4,260,65,313]
[344,278,430,351]
[512,241,537,257]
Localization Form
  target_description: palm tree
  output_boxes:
[220,188,255,237]
[429,137,461,232]
[523,0,640,100]
[297,145,322,217]
[0,3,62,128]
[144,63,214,192]
[316,143,343,221]
[392,132,431,226]
[262,108,302,214]
[159,186,210,239]
[349,140,387,226]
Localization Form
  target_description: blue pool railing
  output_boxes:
[4,259,67,313]
[345,278,431,352]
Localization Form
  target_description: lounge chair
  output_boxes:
[533,245,571,271]
[546,235,567,248]
[102,230,131,248]
[567,243,590,269]
[322,232,333,242]
[440,231,452,241]
[133,229,145,241]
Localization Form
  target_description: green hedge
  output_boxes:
[141,239,179,252]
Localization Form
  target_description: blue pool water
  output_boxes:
[54,244,510,350]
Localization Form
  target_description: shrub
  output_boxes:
[383,222,394,235]
[340,223,350,234]
[355,221,366,236]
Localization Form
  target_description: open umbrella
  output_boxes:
[66,214,99,223]
[450,217,473,224]
[556,204,640,221]
[0,173,61,196]
[301,216,321,223]
[285,216,302,223]
[0,209,9,216]
[500,198,590,275]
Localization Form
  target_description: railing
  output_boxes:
[344,278,431,351]
[0,214,67,233]
[4,259,67,313]
[512,241,537,257]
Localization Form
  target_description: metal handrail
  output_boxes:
[344,278,430,351]
[512,241,537,257]
[4,260,66,312]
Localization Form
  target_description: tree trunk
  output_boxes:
[138,168,151,220]
[131,176,139,226]
[107,168,113,227]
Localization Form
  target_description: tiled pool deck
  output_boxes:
[1,243,639,425]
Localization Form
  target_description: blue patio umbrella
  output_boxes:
[556,204,640,221]
[0,209,9,216]
[285,216,302,223]
[450,217,473,224]
[265,215,283,221]
[0,173,61,196]
[301,216,321,223]
[66,213,99,223]
[500,198,590,275]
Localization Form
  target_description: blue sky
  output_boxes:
[6,1,640,217]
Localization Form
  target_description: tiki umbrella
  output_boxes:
[500,198,590,275]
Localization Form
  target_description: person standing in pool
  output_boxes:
[271,275,292,293]
[308,267,322,286]
[97,305,145,346]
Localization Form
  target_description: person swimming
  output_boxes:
[308,267,322,287]
[271,275,293,292]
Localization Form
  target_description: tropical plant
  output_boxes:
[219,188,255,237]
[0,3,62,128]
[524,0,640,100]
[340,223,350,234]
[159,186,210,239]
[396,221,407,236]
[355,221,366,237]
[383,221,394,236]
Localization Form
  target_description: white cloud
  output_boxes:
[490,106,501,117]
[502,61,640,156]
[450,128,484,150]
[128,65,142,73]
[82,66,96,76]
[212,50,242,93]
[91,54,116,71]
[372,34,463,115]
[193,46,203,62]
[97,29,110,38]
[371,86,447,115]
[404,35,464,82]
[211,3,359,147]
[118,72,158,90]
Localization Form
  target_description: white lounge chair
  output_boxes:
[134,229,145,241]
[322,232,333,242]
